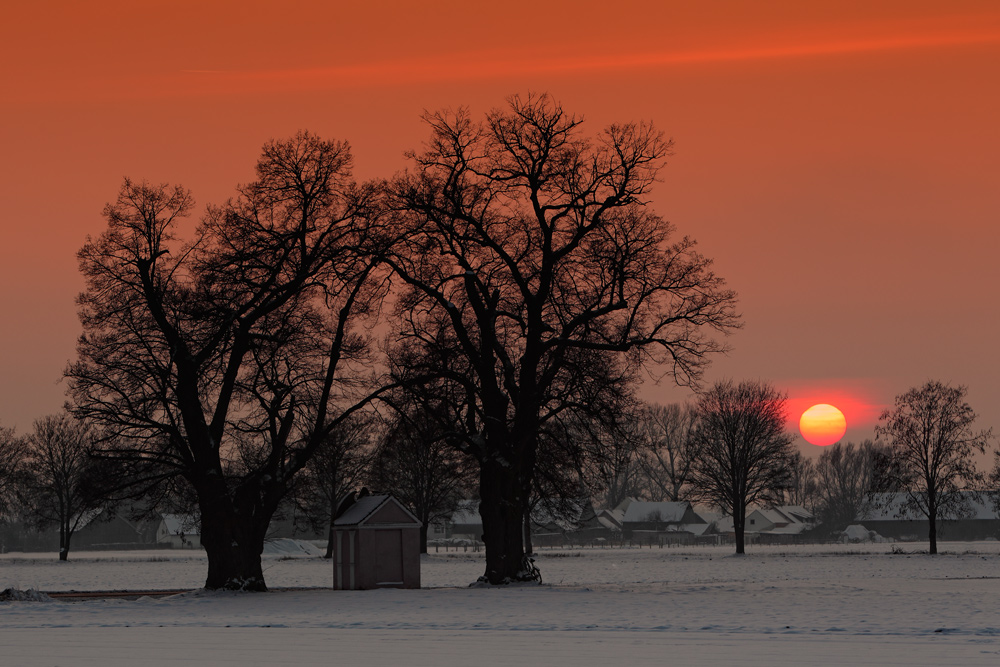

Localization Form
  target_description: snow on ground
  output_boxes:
[2,542,1000,665]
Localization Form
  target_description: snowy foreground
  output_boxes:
[3,542,1000,666]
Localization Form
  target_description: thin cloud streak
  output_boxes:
[194,27,1000,92]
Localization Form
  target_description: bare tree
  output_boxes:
[67,133,391,589]
[779,450,817,509]
[291,414,373,558]
[0,424,28,521]
[585,412,645,509]
[20,414,105,560]
[813,440,883,532]
[369,395,474,553]
[875,381,991,554]
[689,380,796,554]
[385,94,739,583]
[637,403,700,502]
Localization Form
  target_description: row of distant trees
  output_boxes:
[1,379,991,562]
[600,380,993,555]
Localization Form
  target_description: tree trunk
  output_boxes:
[198,490,269,591]
[928,508,938,555]
[734,512,746,555]
[58,519,69,561]
[419,522,428,554]
[478,458,533,584]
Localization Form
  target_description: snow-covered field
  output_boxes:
[3,542,1000,665]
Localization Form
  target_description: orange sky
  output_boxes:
[2,1,998,453]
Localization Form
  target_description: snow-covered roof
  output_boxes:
[679,523,710,536]
[622,501,690,524]
[748,506,814,527]
[333,495,420,526]
[778,506,813,522]
[597,508,624,529]
[751,508,790,525]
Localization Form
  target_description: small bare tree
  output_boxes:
[813,440,883,532]
[370,398,474,553]
[20,414,105,560]
[689,380,796,554]
[778,450,817,509]
[876,381,991,554]
[291,414,374,558]
[637,403,700,502]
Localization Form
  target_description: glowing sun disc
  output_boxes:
[799,404,847,446]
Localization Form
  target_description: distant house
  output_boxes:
[157,514,200,549]
[529,497,612,547]
[428,500,483,544]
[746,506,815,535]
[616,498,708,543]
[0,508,163,553]
[73,511,161,549]
[696,506,815,546]
[857,492,1000,542]
[596,508,624,533]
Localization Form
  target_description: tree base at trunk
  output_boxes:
[202,541,269,592]
[205,577,269,592]
[474,555,542,586]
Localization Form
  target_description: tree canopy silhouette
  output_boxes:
[385,94,740,583]
[67,132,390,590]
[690,379,795,555]
[876,381,991,554]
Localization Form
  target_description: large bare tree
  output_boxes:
[385,94,739,583]
[689,380,796,554]
[67,133,390,589]
[876,381,991,554]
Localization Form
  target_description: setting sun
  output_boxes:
[799,403,847,446]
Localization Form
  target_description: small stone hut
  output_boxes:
[332,494,421,590]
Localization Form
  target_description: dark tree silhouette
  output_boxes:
[581,409,645,510]
[875,381,991,554]
[67,133,390,589]
[291,414,373,558]
[689,380,796,554]
[0,423,28,522]
[779,450,817,509]
[20,414,105,560]
[637,402,701,502]
[385,94,739,583]
[813,440,883,532]
[369,395,474,553]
